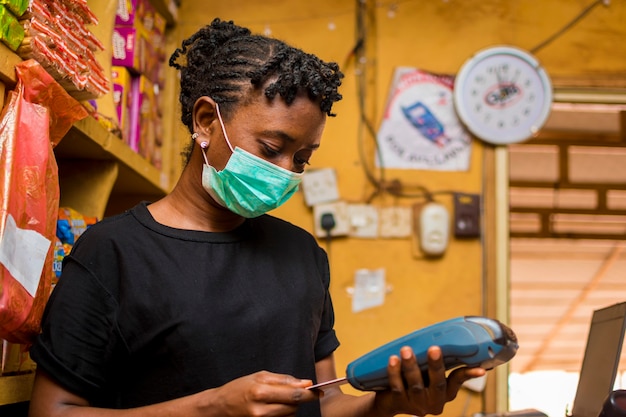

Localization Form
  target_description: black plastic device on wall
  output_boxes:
[453,193,481,238]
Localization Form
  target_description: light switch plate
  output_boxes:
[348,204,379,238]
[379,206,412,238]
[301,168,340,207]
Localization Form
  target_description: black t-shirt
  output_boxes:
[31,202,339,416]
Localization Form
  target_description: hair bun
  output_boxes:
[207,18,251,45]
[169,18,251,70]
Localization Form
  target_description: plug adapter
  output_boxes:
[321,212,336,233]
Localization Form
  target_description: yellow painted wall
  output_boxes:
[168,1,626,415]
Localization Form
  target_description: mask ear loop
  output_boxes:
[215,103,235,153]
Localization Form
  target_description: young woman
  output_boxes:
[28,18,484,417]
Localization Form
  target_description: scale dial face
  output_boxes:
[453,46,553,145]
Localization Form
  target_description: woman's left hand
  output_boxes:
[372,345,487,417]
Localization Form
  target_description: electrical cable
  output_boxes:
[529,0,608,55]
[354,0,384,191]
[354,0,439,204]
[320,212,336,258]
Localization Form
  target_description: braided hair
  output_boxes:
[170,18,344,160]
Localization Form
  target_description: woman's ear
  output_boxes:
[192,96,218,137]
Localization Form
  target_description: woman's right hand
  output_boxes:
[203,370,320,417]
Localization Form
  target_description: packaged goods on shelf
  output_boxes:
[54,207,98,285]
[81,99,122,139]
[112,66,132,143]
[56,207,99,247]
[112,24,150,78]
[116,0,166,34]
[112,23,165,86]
[52,238,64,286]
[0,0,29,17]
[115,0,140,26]
[0,5,24,51]
[129,74,163,166]
[16,0,109,100]
[112,0,166,87]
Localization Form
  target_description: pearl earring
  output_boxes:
[200,141,209,149]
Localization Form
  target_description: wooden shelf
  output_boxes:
[54,116,169,218]
[55,117,170,195]
[0,373,34,406]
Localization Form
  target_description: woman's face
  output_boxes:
[209,93,327,174]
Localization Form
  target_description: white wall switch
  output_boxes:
[301,168,340,207]
[379,206,412,238]
[348,204,379,238]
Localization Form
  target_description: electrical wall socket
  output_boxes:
[301,168,340,207]
[348,204,379,238]
[379,206,412,238]
[313,201,350,238]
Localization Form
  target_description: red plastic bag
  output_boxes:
[0,59,87,344]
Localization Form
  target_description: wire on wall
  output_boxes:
[353,1,458,205]
[529,0,610,54]
[354,0,384,190]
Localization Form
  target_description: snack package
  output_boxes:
[0,0,28,17]
[54,207,97,287]
[112,22,160,81]
[111,66,132,143]
[112,0,166,87]
[56,207,98,247]
[128,74,150,154]
[51,237,64,288]
[115,0,165,34]
[0,5,24,51]
[17,0,108,100]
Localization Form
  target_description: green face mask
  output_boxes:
[200,104,302,218]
